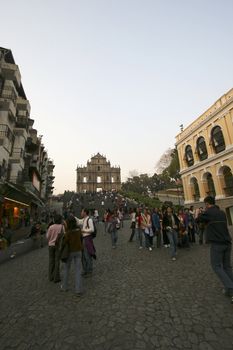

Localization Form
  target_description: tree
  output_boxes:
[122,148,181,195]
[155,148,173,174]
[162,148,180,182]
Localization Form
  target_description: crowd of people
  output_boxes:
[127,205,206,259]
[2,190,232,305]
[127,196,233,304]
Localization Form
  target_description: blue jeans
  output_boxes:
[210,243,233,292]
[144,232,152,248]
[167,230,178,258]
[82,242,93,273]
[62,251,82,293]
[136,228,143,247]
[111,229,118,247]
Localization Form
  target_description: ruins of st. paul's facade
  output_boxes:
[76,153,121,193]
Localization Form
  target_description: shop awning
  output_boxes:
[25,188,45,207]
[0,182,44,207]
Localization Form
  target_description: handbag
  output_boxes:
[55,227,69,263]
[60,239,69,263]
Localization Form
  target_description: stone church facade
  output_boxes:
[76,153,121,193]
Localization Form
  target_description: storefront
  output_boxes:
[2,197,30,229]
[0,182,43,229]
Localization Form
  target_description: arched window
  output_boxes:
[185,145,194,167]
[211,126,225,153]
[190,177,200,201]
[196,137,208,161]
[206,173,216,197]
[223,166,233,197]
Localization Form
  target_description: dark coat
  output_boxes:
[198,206,231,245]
[163,214,180,231]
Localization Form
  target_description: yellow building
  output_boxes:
[176,88,233,226]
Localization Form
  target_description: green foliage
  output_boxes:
[120,190,162,209]
[122,148,181,195]
[162,148,180,181]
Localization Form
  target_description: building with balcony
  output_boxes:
[76,153,121,193]
[0,47,55,228]
[176,88,233,226]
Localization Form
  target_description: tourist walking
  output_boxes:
[151,208,162,248]
[129,208,136,242]
[80,209,96,277]
[161,208,170,248]
[198,196,233,303]
[60,215,83,296]
[177,209,189,248]
[135,208,143,249]
[163,207,179,260]
[141,208,153,251]
[103,209,109,234]
[46,214,63,282]
[108,210,119,248]
[184,208,196,243]
[196,207,206,244]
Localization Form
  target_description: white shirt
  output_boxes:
[75,216,95,237]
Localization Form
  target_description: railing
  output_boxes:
[10,147,24,159]
[0,124,14,142]
[193,195,200,202]
[0,86,17,104]
[224,187,233,197]
[16,116,28,128]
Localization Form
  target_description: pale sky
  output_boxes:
[1,0,233,194]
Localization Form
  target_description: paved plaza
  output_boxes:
[1,221,233,350]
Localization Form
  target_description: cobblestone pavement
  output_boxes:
[1,221,233,350]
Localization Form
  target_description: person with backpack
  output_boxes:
[80,208,96,277]
[107,210,119,249]
[60,215,83,296]
[46,214,63,283]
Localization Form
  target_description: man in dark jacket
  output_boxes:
[198,196,233,303]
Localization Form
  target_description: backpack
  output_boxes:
[55,227,69,263]
[87,217,97,238]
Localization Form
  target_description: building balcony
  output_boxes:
[10,147,24,159]
[30,154,39,165]
[25,137,39,152]
[16,96,31,115]
[15,116,29,129]
[1,61,21,87]
[9,148,25,168]
[47,160,55,172]
[0,96,16,117]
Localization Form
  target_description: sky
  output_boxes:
[1,0,233,194]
